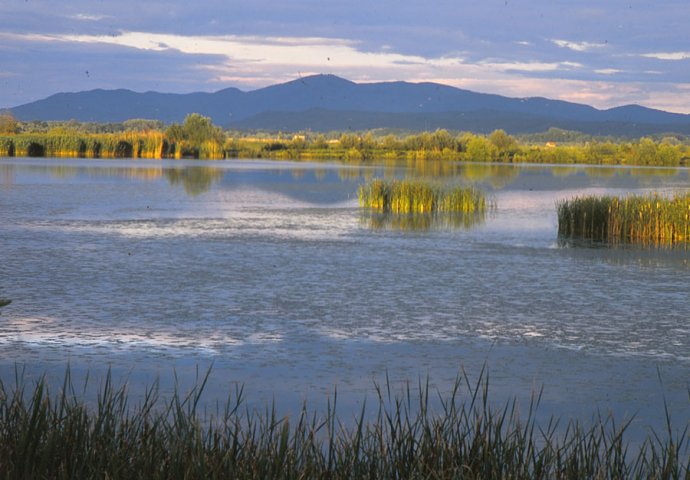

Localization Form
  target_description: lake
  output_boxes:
[0,157,688,441]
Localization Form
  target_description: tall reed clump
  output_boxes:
[199,140,224,160]
[95,133,136,158]
[42,135,86,157]
[558,192,690,246]
[0,368,686,479]
[358,178,487,214]
[0,136,15,156]
[136,131,168,159]
[0,132,170,159]
[11,135,47,157]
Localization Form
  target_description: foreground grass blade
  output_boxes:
[0,367,687,479]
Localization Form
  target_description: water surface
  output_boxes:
[1,157,688,440]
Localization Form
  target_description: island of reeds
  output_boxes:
[0,369,686,479]
[557,192,690,246]
[358,178,488,215]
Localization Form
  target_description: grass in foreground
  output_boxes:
[358,178,488,215]
[0,368,687,479]
[557,192,690,247]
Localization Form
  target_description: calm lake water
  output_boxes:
[1,157,688,440]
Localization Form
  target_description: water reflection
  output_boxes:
[558,236,690,251]
[337,166,374,182]
[164,167,224,195]
[458,163,520,188]
[582,165,686,180]
[551,166,581,177]
[584,166,618,178]
[2,158,689,202]
[402,157,463,177]
[361,211,487,231]
[0,164,13,186]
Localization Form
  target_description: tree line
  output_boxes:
[1,111,689,166]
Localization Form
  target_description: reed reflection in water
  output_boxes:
[361,211,488,231]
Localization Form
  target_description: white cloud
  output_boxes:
[640,51,690,61]
[478,60,574,72]
[0,31,579,77]
[595,68,622,75]
[14,30,437,69]
[69,13,111,21]
[552,39,607,52]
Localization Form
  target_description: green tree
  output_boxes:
[489,129,517,150]
[338,133,360,149]
[430,129,455,150]
[311,134,329,149]
[182,113,224,146]
[381,134,401,150]
[0,111,18,134]
[165,123,185,143]
[633,137,658,165]
[587,141,618,164]
[656,141,681,165]
[165,114,225,158]
[465,135,498,162]
[361,132,376,150]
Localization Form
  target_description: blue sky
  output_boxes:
[1,0,689,112]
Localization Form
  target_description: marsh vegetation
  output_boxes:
[0,369,687,479]
[2,112,690,166]
[358,179,488,215]
[557,193,690,246]
[357,178,490,231]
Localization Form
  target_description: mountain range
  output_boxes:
[8,74,690,136]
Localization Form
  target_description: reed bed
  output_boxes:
[557,192,690,246]
[0,369,686,479]
[0,137,12,156]
[358,178,488,214]
[0,132,171,159]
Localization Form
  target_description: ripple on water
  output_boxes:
[1,160,689,388]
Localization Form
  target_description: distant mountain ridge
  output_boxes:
[8,74,690,135]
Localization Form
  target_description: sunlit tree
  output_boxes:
[430,129,455,150]
[0,111,18,135]
[165,113,225,157]
[465,135,498,162]
[182,113,224,146]
[165,124,185,143]
[338,133,360,149]
[489,129,517,151]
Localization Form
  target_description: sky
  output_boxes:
[1,0,689,113]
